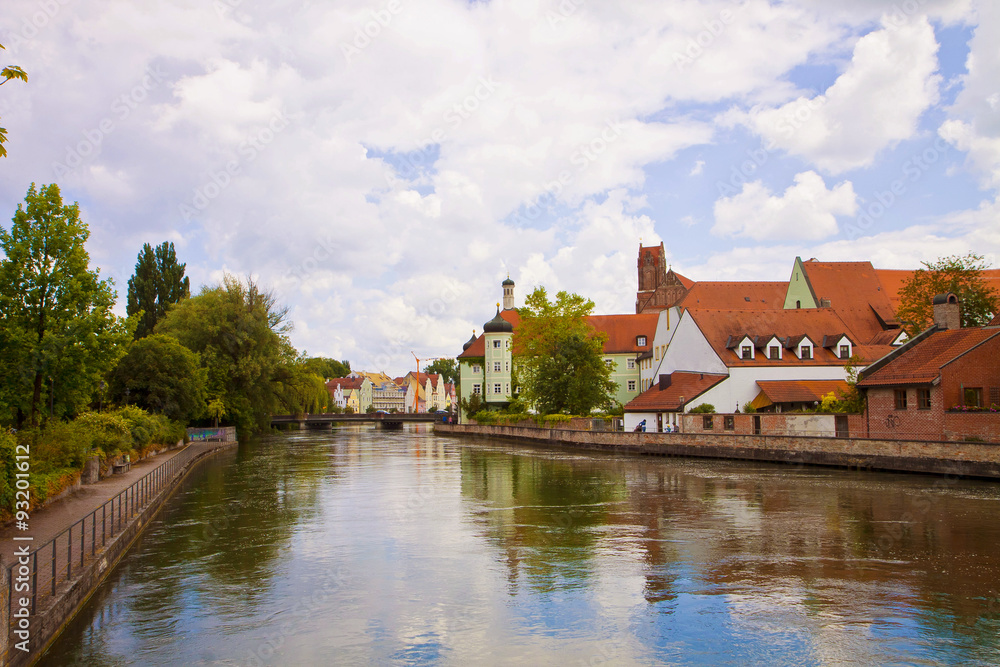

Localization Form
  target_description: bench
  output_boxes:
[112,461,131,474]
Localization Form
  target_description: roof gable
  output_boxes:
[858,327,1000,387]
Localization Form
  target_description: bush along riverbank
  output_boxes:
[0,406,187,521]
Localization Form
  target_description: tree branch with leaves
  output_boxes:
[0,42,28,158]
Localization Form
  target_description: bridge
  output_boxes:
[270,412,447,430]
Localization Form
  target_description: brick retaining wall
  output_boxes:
[435,424,1000,479]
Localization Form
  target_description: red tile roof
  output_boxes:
[676,281,787,311]
[584,313,658,353]
[624,372,727,411]
[857,328,1000,387]
[800,260,898,343]
[686,308,893,367]
[752,380,849,407]
[327,377,367,391]
[991,313,1000,327]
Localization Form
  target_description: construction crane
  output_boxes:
[410,352,448,413]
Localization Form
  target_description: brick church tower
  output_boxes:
[635,242,689,313]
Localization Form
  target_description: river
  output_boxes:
[42,426,1000,666]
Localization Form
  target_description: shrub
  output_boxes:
[688,403,716,414]
[470,410,498,424]
[541,414,573,423]
[0,430,16,518]
[74,411,132,458]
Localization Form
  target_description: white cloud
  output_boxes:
[712,171,857,241]
[740,16,941,174]
[690,160,705,176]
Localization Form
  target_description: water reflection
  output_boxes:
[43,429,1000,666]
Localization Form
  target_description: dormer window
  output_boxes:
[839,344,850,359]
[800,346,812,360]
[637,335,647,346]
[741,345,752,359]
[768,345,780,360]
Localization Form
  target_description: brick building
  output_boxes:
[857,295,1000,442]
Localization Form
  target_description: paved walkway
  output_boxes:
[0,440,234,567]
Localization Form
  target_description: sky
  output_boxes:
[1,0,998,377]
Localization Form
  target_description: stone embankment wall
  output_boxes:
[435,423,1000,479]
[5,439,237,667]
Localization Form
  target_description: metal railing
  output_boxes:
[6,445,198,627]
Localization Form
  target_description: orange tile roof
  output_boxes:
[671,270,696,289]
[753,380,849,406]
[624,372,727,411]
[800,260,897,343]
[686,308,894,367]
[676,281,787,311]
[875,268,1000,313]
[584,313,658,353]
[327,377,367,391]
[858,328,1000,386]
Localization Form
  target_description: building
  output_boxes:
[623,306,894,432]
[457,279,656,420]
[857,294,1000,442]
[372,380,406,412]
[326,376,373,413]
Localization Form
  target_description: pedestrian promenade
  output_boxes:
[0,440,230,567]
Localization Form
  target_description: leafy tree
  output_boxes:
[423,358,458,385]
[0,183,134,426]
[0,43,28,159]
[688,403,716,414]
[896,253,999,336]
[272,362,329,415]
[299,356,351,380]
[108,334,207,423]
[515,287,615,415]
[126,241,190,339]
[156,274,292,436]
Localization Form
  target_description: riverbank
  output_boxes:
[2,437,237,666]
[435,423,1000,479]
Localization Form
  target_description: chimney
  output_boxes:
[933,293,961,330]
[659,374,671,390]
[819,298,831,308]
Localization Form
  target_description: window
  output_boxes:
[493,340,501,349]
[964,387,984,408]
[637,336,647,346]
[724,415,734,430]
[741,345,752,359]
[604,359,613,369]
[991,387,999,407]
[494,383,502,395]
[473,384,481,395]
[655,347,660,361]
[505,340,510,349]
[894,389,907,410]
[917,389,931,410]
[505,383,510,394]
[839,344,850,359]
[702,415,714,430]
[472,364,480,374]
[494,362,501,372]
[769,345,780,360]
[627,359,635,370]
[800,346,812,360]
[505,362,509,372]
[628,380,636,392]
[796,300,801,309]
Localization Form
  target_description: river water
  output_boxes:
[42,426,1000,666]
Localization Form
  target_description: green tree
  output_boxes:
[108,334,207,423]
[0,184,134,426]
[156,274,292,436]
[299,356,351,380]
[126,241,190,339]
[0,43,28,159]
[515,287,615,415]
[423,358,458,385]
[896,253,999,336]
[272,362,329,415]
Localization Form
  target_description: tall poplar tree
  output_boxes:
[127,241,190,339]
[0,183,133,426]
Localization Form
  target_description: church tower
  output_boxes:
[502,277,515,310]
[635,242,688,313]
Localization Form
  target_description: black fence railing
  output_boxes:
[6,445,196,632]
